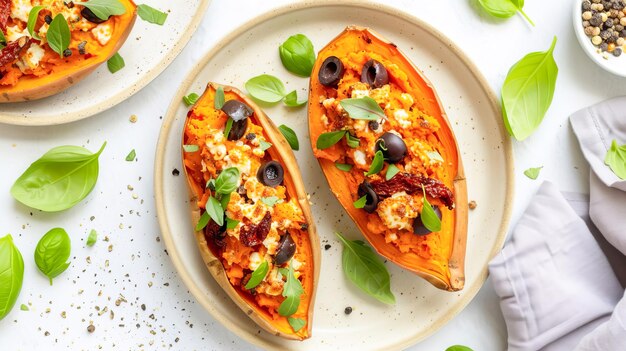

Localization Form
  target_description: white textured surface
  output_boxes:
[0,0,618,350]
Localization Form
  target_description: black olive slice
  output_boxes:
[221,100,253,122]
[81,7,108,24]
[227,118,248,141]
[375,132,407,163]
[318,56,344,88]
[274,233,296,265]
[358,181,379,213]
[413,206,442,236]
[361,59,389,88]
[256,161,284,187]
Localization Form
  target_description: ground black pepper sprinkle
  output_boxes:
[344,306,353,315]
[172,168,180,176]
[324,244,331,250]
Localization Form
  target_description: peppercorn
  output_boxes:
[583,0,592,10]
[600,42,610,51]
[606,18,615,27]
[78,41,87,55]
[44,15,52,24]
[590,13,603,26]
[344,307,353,315]
[583,11,594,20]
[368,121,379,131]
[245,133,256,140]
[63,49,72,57]
[613,47,623,56]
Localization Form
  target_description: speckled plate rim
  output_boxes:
[0,0,211,126]
[154,1,514,350]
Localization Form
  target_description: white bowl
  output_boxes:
[573,0,626,77]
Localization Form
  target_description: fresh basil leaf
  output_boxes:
[316,130,346,150]
[335,163,353,172]
[278,295,300,317]
[183,144,199,152]
[259,140,272,151]
[86,229,97,247]
[226,217,240,230]
[136,4,167,25]
[340,97,386,121]
[223,118,233,138]
[206,179,215,190]
[183,93,199,107]
[195,211,210,231]
[345,133,360,148]
[386,164,399,180]
[261,196,281,207]
[278,261,304,317]
[27,6,44,40]
[214,86,225,109]
[366,151,384,176]
[20,304,29,311]
[11,143,106,212]
[353,195,367,209]
[278,124,299,151]
[35,228,71,285]
[446,346,474,351]
[335,232,395,304]
[125,149,136,161]
[107,52,125,73]
[605,140,626,179]
[0,30,6,47]
[523,166,543,180]
[245,74,286,103]
[420,186,442,232]
[287,317,306,332]
[283,90,307,107]
[244,261,269,290]
[82,0,127,20]
[47,14,71,58]
[502,37,558,140]
[215,167,240,195]
[426,150,444,163]
[477,0,534,26]
[279,34,315,77]
[206,196,224,226]
[219,193,231,209]
[0,234,24,321]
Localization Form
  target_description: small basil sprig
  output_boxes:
[0,234,24,321]
[353,195,367,209]
[340,97,386,121]
[214,87,225,109]
[245,261,269,290]
[183,144,199,152]
[283,90,307,107]
[259,140,272,151]
[477,0,534,26]
[107,52,125,73]
[35,228,72,285]
[335,232,395,304]
[82,0,127,20]
[446,346,474,351]
[278,124,299,151]
[125,149,136,161]
[335,163,353,172]
[86,229,98,247]
[27,6,44,40]
[223,118,234,137]
[277,261,304,316]
[345,133,360,148]
[215,167,240,194]
[226,218,240,229]
[0,31,6,49]
[365,151,384,176]
[197,168,240,229]
[605,140,626,179]
[288,317,306,332]
[279,34,315,77]
[205,196,224,226]
[183,93,199,107]
[386,164,399,180]
[136,4,167,25]
[502,37,558,140]
[420,185,441,232]
[47,14,71,58]
[523,166,543,180]
[316,130,346,150]
[11,143,106,212]
[245,75,306,107]
[261,196,281,207]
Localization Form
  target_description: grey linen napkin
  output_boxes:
[488,97,626,350]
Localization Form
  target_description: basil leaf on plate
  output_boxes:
[136,4,167,25]
[215,167,240,195]
[420,186,442,232]
[335,232,395,304]
[183,144,199,152]
[183,93,199,107]
[605,140,626,179]
[214,86,225,109]
[340,97,386,121]
[11,143,106,212]
[446,346,474,351]
[125,149,136,161]
[82,0,126,20]
[20,304,29,311]
[245,74,286,103]
[244,261,269,290]
[47,14,71,57]
[259,140,273,151]
[283,90,307,107]
[477,0,534,26]
[316,130,346,150]
[523,166,543,180]
[278,261,304,317]
[86,229,98,247]
[278,124,299,151]
[353,195,367,209]
[288,317,306,332]
[366,151,384,176]
[335,163,353,172]
[386,164,400,180]
[0,234,24,321]
[27,6,44,40]
[502,37,558,141]
[279,34,315,77]
[35,228,72,285]
[107,52,125,73]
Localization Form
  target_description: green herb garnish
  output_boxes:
[277,261,304,316]
[183,93,199,107]
[353,195,367,209]
[259,140,273,151]
[225,218,240,230]
[47,14,71,58]
[35,228,71,285]
[86,229,98,247]
[420,185,441,232]
[214,86,225,109]
[279,34,315,77]
[206,196,224,226]
[215,167,240,195]
[107,52,125,73]
[125,149,136,161]
[261,196,281,207]
[136,4,168,25]
[20,304,29,311]
[283,90,307,107]
[316,130,346,150]
[287,317,306,332]
[385,164,399,180]
[446,346,474,351]
[278,124,299,151]
[27,6,44,40]
[340,97,386,121]
[244,261,269,290]
[195,211,210,231]
[183,144,199,152]
[0,235,24,321]
[245,74,287,103]
[335,163,353,172]
[223,118,234,138]
[605,140,626,179]
[345,133,360,148]
[523,166,543,180]
[477,0,534,26]
[365,151,384,176]
[82,0,126,20]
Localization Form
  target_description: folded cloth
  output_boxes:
[488,182,622,351]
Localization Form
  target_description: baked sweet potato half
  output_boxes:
[182,83,320,340]
[309,26,467,291]
[0,0,137,102]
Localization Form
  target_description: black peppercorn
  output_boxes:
[63,49,72,57]
[344,306,353,315]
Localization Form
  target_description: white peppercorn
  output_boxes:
[592,35,603,45]
[583,11,593,20]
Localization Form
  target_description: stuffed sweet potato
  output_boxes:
[309,26,467,291]
[0,0,137,102]
[182,83,320,339]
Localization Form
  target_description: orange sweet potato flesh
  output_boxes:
[309,26,467,291]
[183,83,320,340]
[0,0,137,102]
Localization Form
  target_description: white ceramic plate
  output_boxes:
[155,1,514,350]
[573,0,626,77]
[0,0,210,126]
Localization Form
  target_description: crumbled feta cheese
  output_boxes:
[321,114,329,127]
[291,257,303,271]
[322,98,335,110]
[353,150,366,165]
[6,25,31,43]
[91,23,112,45]
[23,43,46,69]
[394,109,411,129]
[248,252,262,271]
[399,93,414,108]
[351,89,370,99]
[11,0,33,23]
[376,191,418,231]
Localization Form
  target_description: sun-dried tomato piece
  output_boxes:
[240,212,271,247]
[0,38,30,67]
[370,172,455,209]
[0,0,10,31]
[204,218,226,248]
